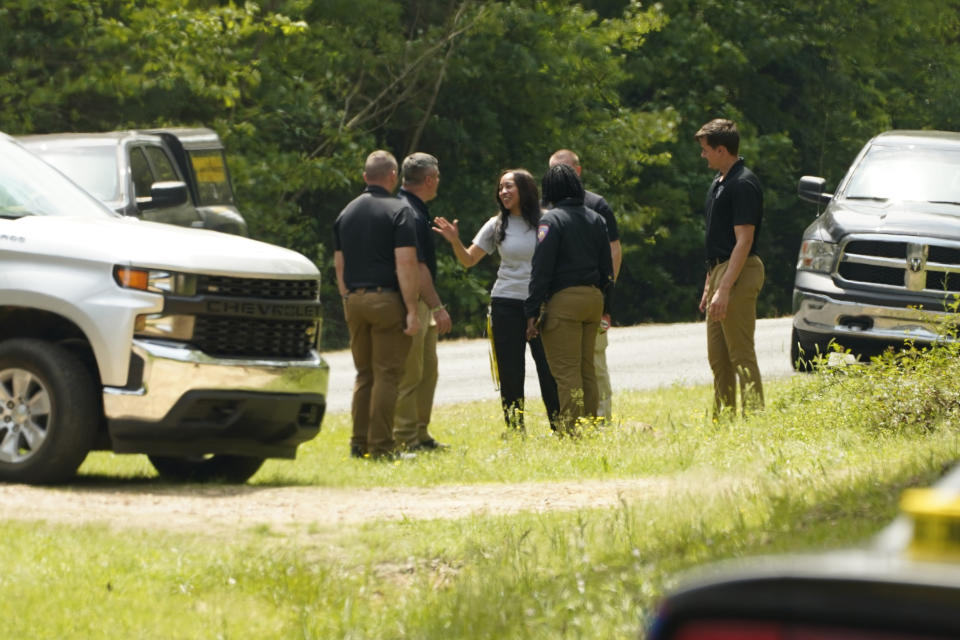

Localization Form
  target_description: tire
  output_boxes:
[0,339,98,484]
[148,454,265,483]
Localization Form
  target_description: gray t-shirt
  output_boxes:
[473,214,538,300]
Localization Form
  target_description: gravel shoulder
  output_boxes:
[0,477,681,535]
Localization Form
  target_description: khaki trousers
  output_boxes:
[393,300,438,447]
[345,291,412,456]
[706,255,765,416]
[540,286,604,431]
[594,329,612,419]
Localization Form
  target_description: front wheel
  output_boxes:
[148,454,265,483]
[0,339,98,484]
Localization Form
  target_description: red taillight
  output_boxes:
[674,621,782,640]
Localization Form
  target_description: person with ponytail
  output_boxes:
[433,169,560,431]
[525,163,614,433]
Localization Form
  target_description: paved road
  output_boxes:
[323,316,795,413]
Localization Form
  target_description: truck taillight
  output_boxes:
[665,620,922,640]
[671,621,782,640]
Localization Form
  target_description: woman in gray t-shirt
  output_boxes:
[433,169,560,431]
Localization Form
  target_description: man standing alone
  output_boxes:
[695,119,765,416]
[548,149,621,420]
[334,150,420,459]
[394,152,452,451]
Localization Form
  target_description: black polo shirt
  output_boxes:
[585,190,619,242]
[398,188,438,282]
[333,185,417,290]
[704,159,763,261]
[525,198,614,318]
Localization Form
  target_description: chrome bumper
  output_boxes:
[103,339,329,423]
[793,289,954,344]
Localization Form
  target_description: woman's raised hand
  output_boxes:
[432,216,460,243]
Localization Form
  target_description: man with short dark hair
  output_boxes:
[334,150,420,459]
[695,119,765,416]
[394,152,452,451]
[548,149,621,421]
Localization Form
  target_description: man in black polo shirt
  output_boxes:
[695,119,765,416]
[548,149,621,421]
[394,152,452,451]
[334,150,420,459]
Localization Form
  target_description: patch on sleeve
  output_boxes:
[537,223,550,242]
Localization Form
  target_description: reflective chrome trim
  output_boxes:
[102,339,329,422]
[793,289,954,344]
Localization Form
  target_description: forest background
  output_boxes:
[3,0,959,348]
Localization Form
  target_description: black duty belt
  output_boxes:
[348,286,398,294]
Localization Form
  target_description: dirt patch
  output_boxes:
[0,477,677,535]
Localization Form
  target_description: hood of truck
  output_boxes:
[10,214,318,276]
[815,199,960,243]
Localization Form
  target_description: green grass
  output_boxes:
[8,343,960,639]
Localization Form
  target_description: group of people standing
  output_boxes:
[334,118,765,460]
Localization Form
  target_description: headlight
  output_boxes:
[797,239,838,273]
[114,266,195,340]
[113,266,173,293]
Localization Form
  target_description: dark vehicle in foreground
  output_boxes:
[17,127,247,235]
[649,464,960,639]
[791,130,960,368]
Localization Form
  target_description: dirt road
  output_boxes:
[0,477,686,535]
[325,317,795,411]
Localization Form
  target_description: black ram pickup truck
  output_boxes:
[791,130,960,368]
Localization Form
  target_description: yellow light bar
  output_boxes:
[901,488,960,562]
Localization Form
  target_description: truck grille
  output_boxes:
[838,239,960,295]
[191,275,319,358]
[196,275,318,300]
[193,317,316,358]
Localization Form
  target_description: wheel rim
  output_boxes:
[0,368,51,463]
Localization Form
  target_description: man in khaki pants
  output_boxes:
[696,119,765,416]
[394,153,452,451]
[334,150,420,459]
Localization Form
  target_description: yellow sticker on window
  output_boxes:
[191,154,227,183]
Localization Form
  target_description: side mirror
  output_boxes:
[140,181,189,209]
[798,176,833,205]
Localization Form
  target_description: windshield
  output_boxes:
[30,145,120,202]
[188,150,235,206]
[844,145,960,204]
[0,139,116,219]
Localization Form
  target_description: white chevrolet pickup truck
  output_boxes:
[0,133,328,484]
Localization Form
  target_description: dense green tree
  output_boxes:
[622,0,960,321]
[2,0,960,347]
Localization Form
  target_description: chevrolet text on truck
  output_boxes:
[0,132,328,484]
[792,130,960,367]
